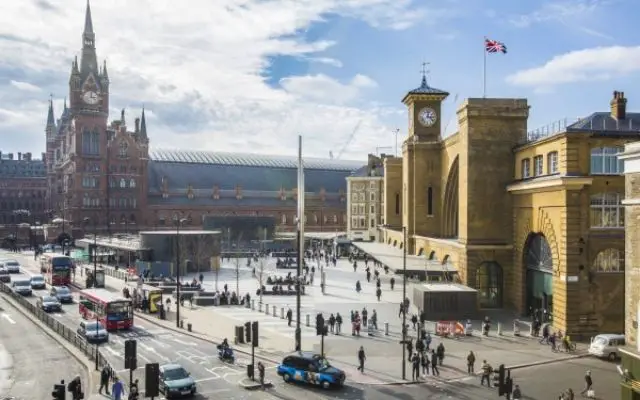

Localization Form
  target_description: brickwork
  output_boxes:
[623,147,640,346]
[383,157,402,229]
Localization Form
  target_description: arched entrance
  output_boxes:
[524,233,554,318]
[443,156,459,238]
[476,261,503,308]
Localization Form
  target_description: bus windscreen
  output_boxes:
[106,302,132,321]
[51,257,72,269]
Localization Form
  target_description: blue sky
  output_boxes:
[0,0,638,160]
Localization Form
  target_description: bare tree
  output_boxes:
[257,256,267,305]
[183,233,216,274]
[231,232,243,298]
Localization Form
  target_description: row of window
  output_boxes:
[351,181,379,191]
[0,191,46,198]
[593,248,624,273]
[109,178,137,189]
[82,176,99,188]
[351,192,377,202]
[590,193,624,228]
[350,216,376,229]
[351,204,376,216]
[280,214,341,225]
[521,147,625,179]
[0,201,45,211]
[109,165,138,174]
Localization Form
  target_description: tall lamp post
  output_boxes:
[401,226,407,380]
[173,215,187,328]
[83,216,99,371]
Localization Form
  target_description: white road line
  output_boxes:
[138,353,151,363]
[171,338,197,346]
[149,338,169,348]
[105,347,123,359]
[1,313,15,324]
[194,377,220,383]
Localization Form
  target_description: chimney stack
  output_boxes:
[25,152,32,161]
[8,153,14,160]
[41,152,46,161]
[135,118,140,133]
[611,90,627,120]
[17,152,21,161]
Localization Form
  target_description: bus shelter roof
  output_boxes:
[350,241,455,272]
[77,235,149,251]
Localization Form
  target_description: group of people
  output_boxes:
[99,365,139,400]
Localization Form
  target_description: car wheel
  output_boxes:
[608,352,617,361]
[283,373,291,382]
[321,380,331,389]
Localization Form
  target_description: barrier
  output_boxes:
[280,308,285,319]
[384,322,389,336]
[497,322,502,336]
[306,314,310,327]
[251,300,255,310]
[272,305,276,317]
[258,303,262,312]
[435,321,464,337]
[264,304,268,315]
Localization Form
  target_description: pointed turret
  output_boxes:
[46,97,55,129]
[121,108,126,125]
[84,0,94,35]
[139,108,148,141]
[80,0,98,75]
[63,97,67,110]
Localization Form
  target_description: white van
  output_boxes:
[588,333,625,360]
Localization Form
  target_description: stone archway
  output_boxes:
[443,156,459,238]
[523,232,555,319]
[428,251,436,260]
[476,261,503,308]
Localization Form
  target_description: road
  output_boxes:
[0,295,87,400]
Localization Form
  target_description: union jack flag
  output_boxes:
[485,38,507,54]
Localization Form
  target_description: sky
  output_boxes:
[0,0,638,161]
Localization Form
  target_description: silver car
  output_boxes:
[30,274,46,289]
[77,321,109,343]
[3,260,20,274]
[12,279,32,296]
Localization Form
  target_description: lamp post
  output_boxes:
[173,215,187,328]
[83,216,99,371]
[401,226,407,380]
[295,217,302,352]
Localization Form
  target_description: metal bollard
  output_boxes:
[281,308,285,319]
[187,323,192,332]
[272,305,276,317]
[251,300,255,310]
[384,322,389,336]
[497,322,502,336]
[258,303,263,312]
[245,300,250,309]
[306,314,310,327]
[265,304,270,315]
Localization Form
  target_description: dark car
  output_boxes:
[37,295,62,312]
[277,351,346,389]
[0,267,10,283]
[50,286,74,303]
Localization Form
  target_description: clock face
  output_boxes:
[418,107,437,127]
[83,91,99,105]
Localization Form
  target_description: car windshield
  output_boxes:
[315,357,331,371]
[56,287,70,295]
[85,322,104,331]
[32,276,44,281]
[164,367,189,381]
[5,261,19,266]
[593,337,608,346]
[15,281,30,286]
[43,296,58,302]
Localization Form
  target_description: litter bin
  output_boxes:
[247,363,254,379]
[235,325,245,344]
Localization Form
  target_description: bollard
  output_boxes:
[384,322,389,336]
[245,300,250,309]
[497,322,502,336]
[265,304,270,315]
[281,308,285,319]
[306,314,310,327]
[251,300,255,310]
[258,303,262,312]
[180,319,184,329]
[529,322,534,337]
[187,323,192,332]
[272,305,276,317]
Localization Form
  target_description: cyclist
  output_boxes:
[563,334,572,352]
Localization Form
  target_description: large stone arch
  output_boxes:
[443,156,459,238]
[522,231,558,319]
[476,261,504,308]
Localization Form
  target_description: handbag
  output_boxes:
[586,389,595,398]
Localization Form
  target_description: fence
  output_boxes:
[0,282,117,381]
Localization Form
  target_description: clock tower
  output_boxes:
[402,69,449,140]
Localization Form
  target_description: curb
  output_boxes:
[507,353,589,370]
[0,293,97,394]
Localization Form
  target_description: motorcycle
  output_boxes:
[217,346,235,363]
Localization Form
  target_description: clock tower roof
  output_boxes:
[402,71,449,104]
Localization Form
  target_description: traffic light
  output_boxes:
[244,322,252,343]
[125,339,137,370]
[145,363,160,397]
[322,324,328,336]
[497,364,506,396]
[251,321,259,347]
[52,383,65,400]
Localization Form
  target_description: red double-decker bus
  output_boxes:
[78,288,133,331]
[40,254,73,286]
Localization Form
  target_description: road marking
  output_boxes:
[204,367,221,379]
[170,337,197,346]
[1,313,15,324]
[105,346,123,359]
[149,338,169,348]
[138,353,151,363]
[194,377,220,383]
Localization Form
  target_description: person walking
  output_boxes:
[357,346,366,372]
[411,353,421,381]
[258,362,266,389]
[480,360,492,387]
[421,351,430,376]
[336,313,343,334]
[467,351,476,374]
[111,377,125,400]
[580,370,593,396]
[430,350,439,376]
[286,308,293,327]
[436,342,445,366]
[99,365,111,395]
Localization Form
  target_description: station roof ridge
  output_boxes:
[150,148,364,171]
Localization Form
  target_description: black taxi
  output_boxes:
[277,351,346,389]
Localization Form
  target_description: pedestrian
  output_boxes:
[128,379,139,400]
[376,287,382,301]
[99,365,111,395]
[421,351,429,376]
[398,302,404,318]
[480,360,492,387]
[111,377,125,400]
[390,277,395,290]
[336,313,343,334]
[406,338,413,359]
[286,308,293,327]
[411,314,418,330]
[362,307,368,327]
[357,346,366,372]
[436,342,445,366]
[467,350,476,374]
[258,361,266,389]
[580,370,593,396]
[512,384,522,400]
[412,353,421,381]
[329,313,336,333]
[430,350,439,376]
[67,375,83,400]
[199,273,204,284]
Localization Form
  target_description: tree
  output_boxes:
[183,233,216,274]
[257,255,267,305]
[231,232,243,297]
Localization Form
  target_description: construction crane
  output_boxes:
[330,120,362,160]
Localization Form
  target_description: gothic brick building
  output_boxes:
[45,1,360,236]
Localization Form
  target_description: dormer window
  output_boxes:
[118,141,128,158]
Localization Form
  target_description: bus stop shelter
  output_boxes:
[76,235,150,267]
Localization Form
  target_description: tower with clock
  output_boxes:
[402,63,449,140]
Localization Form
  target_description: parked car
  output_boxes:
[37,295,62,313]
[3,260,20,274]
[50,286,74,303]
[76,321,109,343]
[159,363,197,398]
[11,279,32,296]
[0,267,10,283]
[277,351,346,389]
[30,274,46,289]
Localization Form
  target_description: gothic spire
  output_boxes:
[84,0,94,35]
[140,108,148,140]
[46,95,55,128]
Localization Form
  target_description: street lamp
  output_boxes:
[295,217,302,352]
[83,216,100,371]
[173,215,187,328]
[401,226,407,380]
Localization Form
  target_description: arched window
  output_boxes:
[427,186,433,216]
[590,147,624,174]
[590,193,624,228]
[129,179,136,188]
[395,193,400,215]
[118,141,128,158]
[82,130,91,154]
[120,178,126,188]
[476,262,503,308]
[281,214,287,224]
[592,248,624,272]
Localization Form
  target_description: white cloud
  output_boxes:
[9,80,41,92]
[506,46,640,89]
[307,57,343,67]
[0,0,434,159]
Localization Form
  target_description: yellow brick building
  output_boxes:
[346,154,386,241]
[379,78,636,336]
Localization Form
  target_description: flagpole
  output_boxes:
[483,36,487,98]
